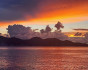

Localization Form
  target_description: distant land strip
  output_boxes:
[0,36,88,47]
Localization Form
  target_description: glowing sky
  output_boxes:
[0,0,88,34]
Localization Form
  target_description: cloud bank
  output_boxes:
[7,22,68,40]
[73,29,88,32]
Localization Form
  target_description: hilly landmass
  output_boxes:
[0,36,88,47]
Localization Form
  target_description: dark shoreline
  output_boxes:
[0,36,88,47]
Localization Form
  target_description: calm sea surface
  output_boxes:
[0,47,88,70]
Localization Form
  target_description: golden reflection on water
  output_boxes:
[0,47,88,70]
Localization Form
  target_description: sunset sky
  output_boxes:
[0,0,88,34]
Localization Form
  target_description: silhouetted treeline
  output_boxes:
[0,36,88,47]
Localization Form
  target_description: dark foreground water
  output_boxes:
[0,47,88,70]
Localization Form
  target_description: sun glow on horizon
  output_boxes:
[68,34,85,38]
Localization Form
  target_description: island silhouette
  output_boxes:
[0,36,88,46]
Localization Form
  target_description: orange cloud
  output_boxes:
[0,0,88,26]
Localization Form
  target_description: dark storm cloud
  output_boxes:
[40,25,52,33]
[0,0,88,22]
[0,8,25,21]
[0,0,40,11]
[73,29,88,31]
[55,21,64,30]
[74,32,82,36]
[0,0,41,21]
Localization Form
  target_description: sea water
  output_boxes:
[0,47,88,70]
